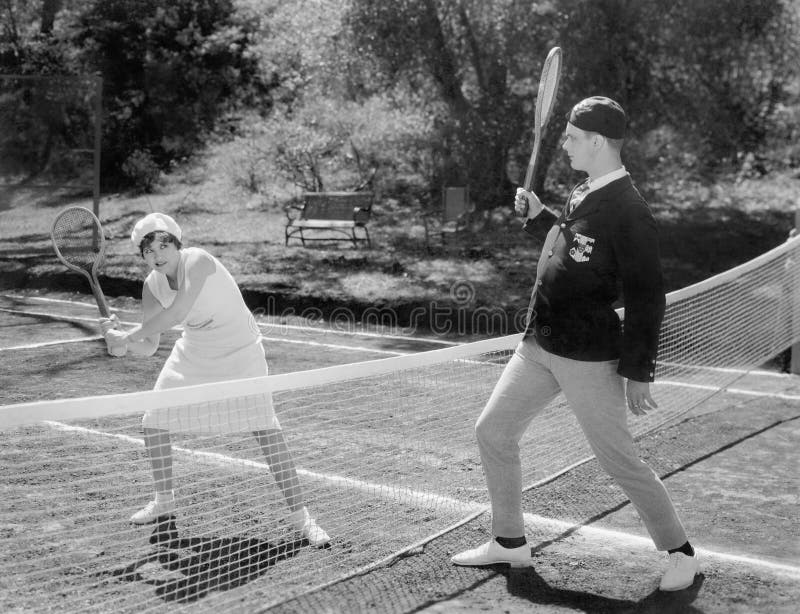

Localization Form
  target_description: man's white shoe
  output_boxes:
[130,499,176,525]
[659,552,699,591]
[289,507,330,547]
[451,539,533,568]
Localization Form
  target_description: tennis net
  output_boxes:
[1,234,799,613]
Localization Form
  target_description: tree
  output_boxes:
[346,0,800,208]
[347,0,562,209]
[40,0,62,35]
[73,0,270,187]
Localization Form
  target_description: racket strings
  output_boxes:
[52,209,104,272]
[538,56,561,122]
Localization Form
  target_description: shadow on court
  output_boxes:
[99,517,307,605]
[502,567,705,614]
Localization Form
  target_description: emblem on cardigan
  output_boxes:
[569,233,595,263]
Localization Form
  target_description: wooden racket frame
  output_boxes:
[519,46,563,218]
[50,206,111,318]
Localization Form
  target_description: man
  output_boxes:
[451,96,699,591]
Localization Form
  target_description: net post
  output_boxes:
[92,73,102,220]
[792,210,800,374]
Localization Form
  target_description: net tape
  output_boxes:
[1,234,799,612]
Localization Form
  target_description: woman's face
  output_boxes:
[141,232,181,277]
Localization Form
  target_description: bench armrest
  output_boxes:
[284,203,304,222]
[353,206,371,225]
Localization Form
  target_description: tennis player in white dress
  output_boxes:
[101,212,329,547]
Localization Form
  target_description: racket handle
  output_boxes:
[91,282,111,318]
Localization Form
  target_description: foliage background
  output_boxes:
[2,0,798,202]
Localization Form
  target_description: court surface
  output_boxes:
[1,291,798,613]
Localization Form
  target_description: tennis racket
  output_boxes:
[520,46,563,215]
[51,206,111,318]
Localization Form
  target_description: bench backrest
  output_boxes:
[302,192,373,221]
[442,186,470,223]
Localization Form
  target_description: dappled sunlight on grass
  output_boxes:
[336,272,432,302]
[406,258,499,285]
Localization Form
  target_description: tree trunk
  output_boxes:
[40,0,61,35]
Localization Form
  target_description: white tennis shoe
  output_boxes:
[130,499,176,525]
[659,551,699,591]
[289,507,330,547]
[451,539,533,567]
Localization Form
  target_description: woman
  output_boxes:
[102,212,329,547]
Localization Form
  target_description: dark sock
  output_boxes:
[668,541,695,557]
[495,536,527,549]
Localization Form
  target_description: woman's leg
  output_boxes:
[253,428,304,511]
[130,427,175,524]
[254,428,329,546]
[143,427,173,494]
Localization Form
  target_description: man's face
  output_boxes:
[561,123,596,173]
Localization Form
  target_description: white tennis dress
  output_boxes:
[142,247,278,433]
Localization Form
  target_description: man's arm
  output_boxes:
[613,200,666,383]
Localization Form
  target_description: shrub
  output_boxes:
[73,0,270,187]
[121,149,160,193]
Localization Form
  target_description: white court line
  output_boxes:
[43,419,477,513]
[0,336,102,351]
[0,306,408,356]
[659,380,800,402]
[661,361,792,379]
[43,419,800,579]
[524,513,800,577]
[0,293,458,346]
[0,307,101,325]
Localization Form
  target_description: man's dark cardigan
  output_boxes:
[523,175,665,383]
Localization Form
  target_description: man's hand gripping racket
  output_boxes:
[518,46,563,219]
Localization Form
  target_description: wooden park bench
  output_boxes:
[284,191,374,248]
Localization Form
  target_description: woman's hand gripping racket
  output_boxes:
[51,206,112,318]
[518,46,563,218]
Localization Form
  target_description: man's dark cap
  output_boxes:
[566,96,627,139]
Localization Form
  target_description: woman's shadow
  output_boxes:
[97,517,310,604]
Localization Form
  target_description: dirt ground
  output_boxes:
[270,397,800,614]
[1,292,799,613]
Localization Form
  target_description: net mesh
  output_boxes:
[1,235,799,612]
[51,206,104,272]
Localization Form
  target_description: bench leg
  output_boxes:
[352,227,370,249]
